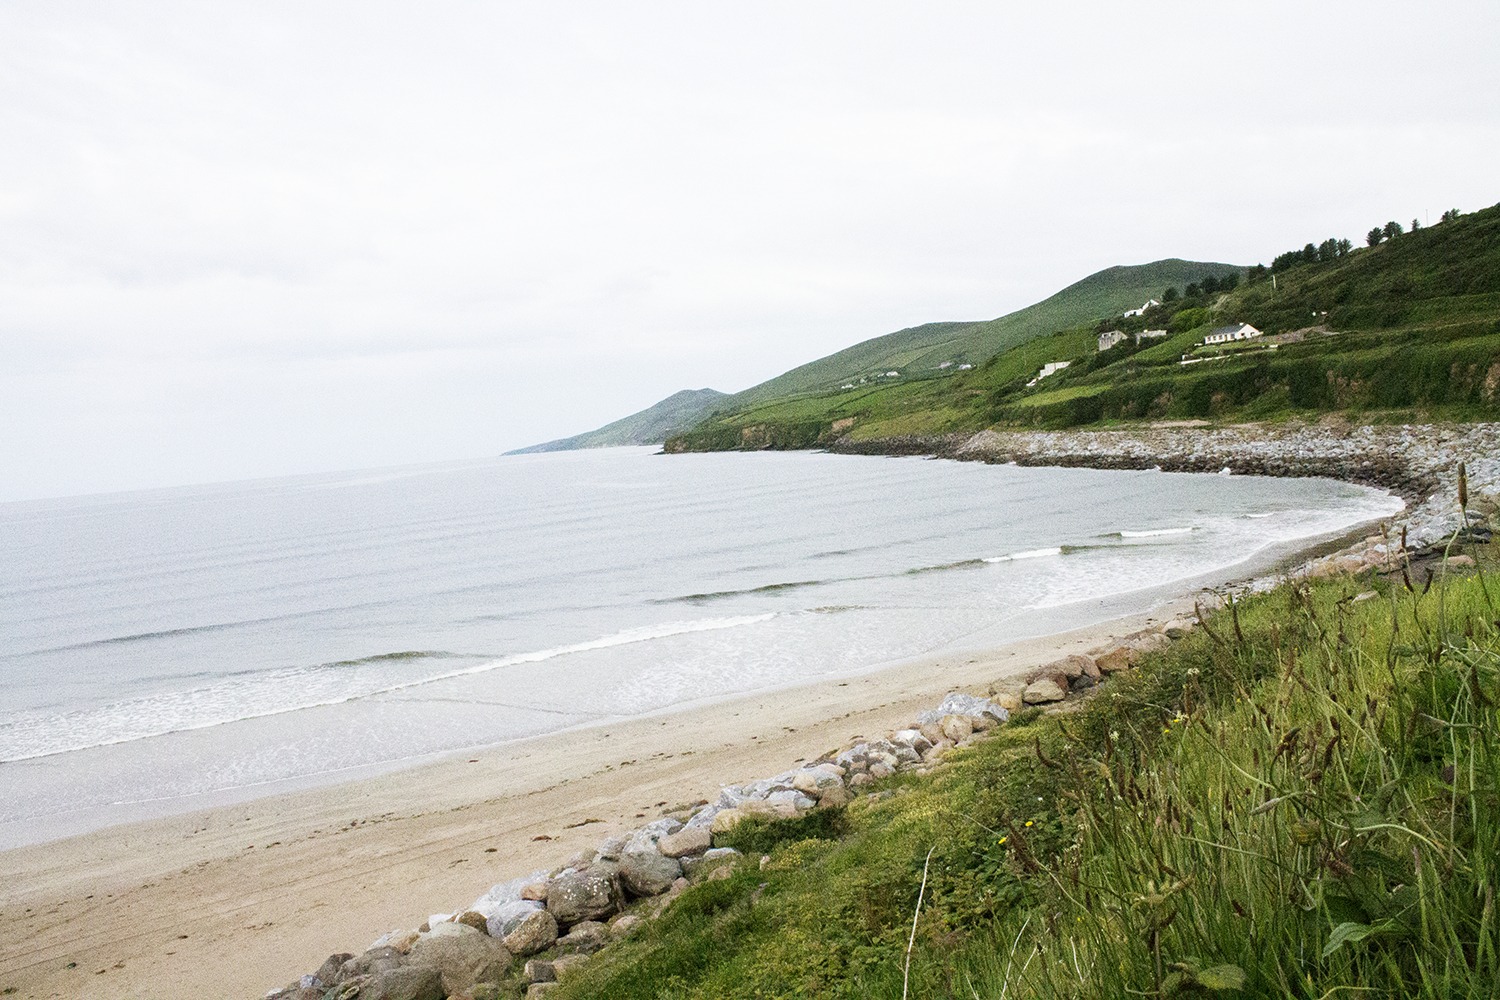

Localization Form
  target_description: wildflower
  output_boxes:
[1024,820,1034,828]
[998,836,1007,846]
[1186,667,1200,677]
[1110,730,1120,741]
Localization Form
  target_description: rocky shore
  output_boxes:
[257,420,1494,1000]
[832,421,1500,550]
[264,628,1191,1000]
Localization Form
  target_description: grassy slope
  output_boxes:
[539,551,1500,1000]
[508,388,728,453]
[669,204,1500,449]
[724,259,1244,409]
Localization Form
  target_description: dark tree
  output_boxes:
[1337,238,1352,256]
[1302,242,1319,264]
[1201,275,1220,294]
[1318,238,1339,262]
[1367,227,1385,247]
[1219,271,1239,291]
[1411,217,1421,231]
[1184,282,1201,298]
[1441,208,1461,223]
[1162,286,1179,302]
[1383,220,1404,240]
[1247,264,1268,284]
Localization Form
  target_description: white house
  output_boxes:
[1025,360,1071,388]
[1098,330,1128,352]
[1135,329,1169,345]
[1202,322,1263,346]
[1123,298,1160,318]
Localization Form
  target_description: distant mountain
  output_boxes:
[724,258,1246,409]
[507,388,728,454]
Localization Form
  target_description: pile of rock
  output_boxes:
[261,689,1027,1000]
[265,622,1201,999]
[1019,625,1182,705]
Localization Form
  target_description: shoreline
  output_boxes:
[0,600,1195,1000]
[0,425,1465,999]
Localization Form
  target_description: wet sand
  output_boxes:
[0,598,1192,1000]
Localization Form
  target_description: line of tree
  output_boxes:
[1160,272,1240,302]
[1271,237,1353,272]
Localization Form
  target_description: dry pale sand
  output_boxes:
[0,599,1193,1000]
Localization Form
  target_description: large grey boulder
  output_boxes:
[326,966,444,1000]
[405,923,512,996]
[618,849,682,897]
[502,908,559,957]
[337,947,403,983]
[485,898,545,939]
[1023,677,1067,704]
[546,863,621,925]
[555,919,609,955]
[657,825,712,858]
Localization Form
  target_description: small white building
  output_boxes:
[1123,298,1161,318]
[1202,322,1263,346]
[1098,330,1128,352]
[1026,360,1071,388]
[1135,329,1169,345]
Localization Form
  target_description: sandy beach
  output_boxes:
[0,597,1194,1000]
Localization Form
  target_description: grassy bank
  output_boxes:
[543,549,1499,998]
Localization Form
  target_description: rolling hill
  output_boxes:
[507,388,727,453]
[722,258,1246,409]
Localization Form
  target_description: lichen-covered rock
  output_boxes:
[501,909,558,957]
[524,959,556,983]
[555,919,609,955]
[405,923,512,995]
[546,864,621,925]
[618,849,682,897]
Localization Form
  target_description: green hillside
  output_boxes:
[668,203,1500,450]
[725,259,1245,408]
[528,560,1500,1000]
[508,388,727,453]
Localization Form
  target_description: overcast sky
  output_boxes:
[3,2,1498,500]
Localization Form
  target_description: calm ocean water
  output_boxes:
[0,448,1402,847]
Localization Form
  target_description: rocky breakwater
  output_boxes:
[261,625,1189,1000]
[833,421,1500,551]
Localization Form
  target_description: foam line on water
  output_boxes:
[0,614,777,763]
[982,546,1064,563]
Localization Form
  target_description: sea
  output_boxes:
[0,447,1404,848]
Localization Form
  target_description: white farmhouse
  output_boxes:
[1098,330,1128,352]
[1123,298,1160,318]
[1202,322,1263,346]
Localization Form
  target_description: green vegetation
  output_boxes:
[668,202,1500,449]
[548,549,1500,999]
[716,259,1244,411]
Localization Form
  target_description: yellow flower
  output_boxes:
[998,836,1007,845]
[1024,820,1034,828]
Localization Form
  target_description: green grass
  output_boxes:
[666,202,1500,449]
[547,546,1500,999]
[719,260,1245,410]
